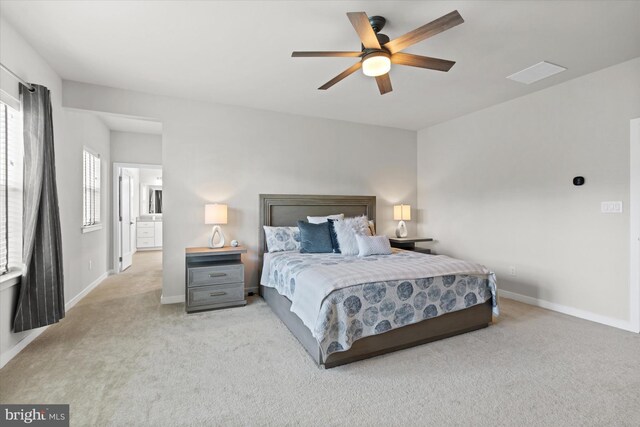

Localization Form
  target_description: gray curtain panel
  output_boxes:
[14,83,65,333]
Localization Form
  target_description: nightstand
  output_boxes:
[185,246,247,313]
[388,237,434,254]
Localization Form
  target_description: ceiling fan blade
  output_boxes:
[384,10,464,54]
[375,73,392,95]
[346,12,381,49]
[292,51,363,58]
[391,52,455,72]
[318,62,362,90]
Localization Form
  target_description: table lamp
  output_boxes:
[393,204,411,238]
[205,203,227,248]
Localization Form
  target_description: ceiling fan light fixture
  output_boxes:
[291,10,463,94]
[362,51,391,77]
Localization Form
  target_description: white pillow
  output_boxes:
[263,226,300,252]
[307,213,344,224]
[332,215,372,256]
[357,235,392,257]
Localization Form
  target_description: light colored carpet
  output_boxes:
[1,251,639,426]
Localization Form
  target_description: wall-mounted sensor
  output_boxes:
[573,176,585,186]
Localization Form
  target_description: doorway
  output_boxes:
[113,163,163,273]
[631,118,640,333]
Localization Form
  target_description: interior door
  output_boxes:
[120,171,133,271]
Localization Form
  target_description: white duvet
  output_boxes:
[261,249,493,338]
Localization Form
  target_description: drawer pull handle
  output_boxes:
[209,273,228,278]
[209,291,227,297]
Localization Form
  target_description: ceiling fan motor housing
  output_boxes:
[363,16,390,50]
[368,15,386,33]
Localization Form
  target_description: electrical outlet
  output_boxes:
[601,201,623,213]
[89,260,93,271]
[509,266,516,276]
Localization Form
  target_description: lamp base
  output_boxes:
[209,225,226,248]
[395,220,408,238]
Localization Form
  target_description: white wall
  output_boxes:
[110,131,162,165]
[139,168,161,186]
[62,81,418,299]
[630,118,640,332]
[64,111,112,289]
[0,18,111,366]
[417,57,640,329]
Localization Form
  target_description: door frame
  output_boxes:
[630,118,640,333]
[112,162,162,273]
[120,169,134,271]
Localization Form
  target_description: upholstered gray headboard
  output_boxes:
[258,194,376,266]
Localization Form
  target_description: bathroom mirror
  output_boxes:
[148,185,163,214]
[140,184,163,216]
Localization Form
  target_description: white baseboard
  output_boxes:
[160,293,184,304]
[0,325,48,369]
[0,271,109,369]
[499,289,638,333]
[65,272,108,311]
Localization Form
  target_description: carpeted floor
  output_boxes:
[1,251,639,426]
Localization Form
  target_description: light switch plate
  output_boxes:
[601,201,623,213]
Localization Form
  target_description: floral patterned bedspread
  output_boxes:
[261,250,498,358]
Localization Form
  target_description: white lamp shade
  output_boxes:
[205,204,228,225]
[393,204,411,221]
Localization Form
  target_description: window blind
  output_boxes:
[0,101,23,274]
[82,148,101,226]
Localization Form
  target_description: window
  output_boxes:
[82,148,101,230]
[0,101,23,275]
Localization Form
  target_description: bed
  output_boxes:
[258,194,497,368]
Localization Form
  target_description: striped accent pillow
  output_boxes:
[356,235,392,257]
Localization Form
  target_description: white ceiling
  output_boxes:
[2,1,639,130]
[96,113,163,135]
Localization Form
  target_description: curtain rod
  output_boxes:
[0,62,36,92]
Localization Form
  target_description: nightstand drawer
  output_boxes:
[188,283,244,307]
[137,221,155,228]
[188,264,244,286]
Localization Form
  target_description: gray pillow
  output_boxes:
[297,221,334,253]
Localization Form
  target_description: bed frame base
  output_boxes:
[261,285,492,369]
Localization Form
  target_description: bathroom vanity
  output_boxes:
[137,217,162,249]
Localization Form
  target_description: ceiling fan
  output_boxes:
[292,10,464,95]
